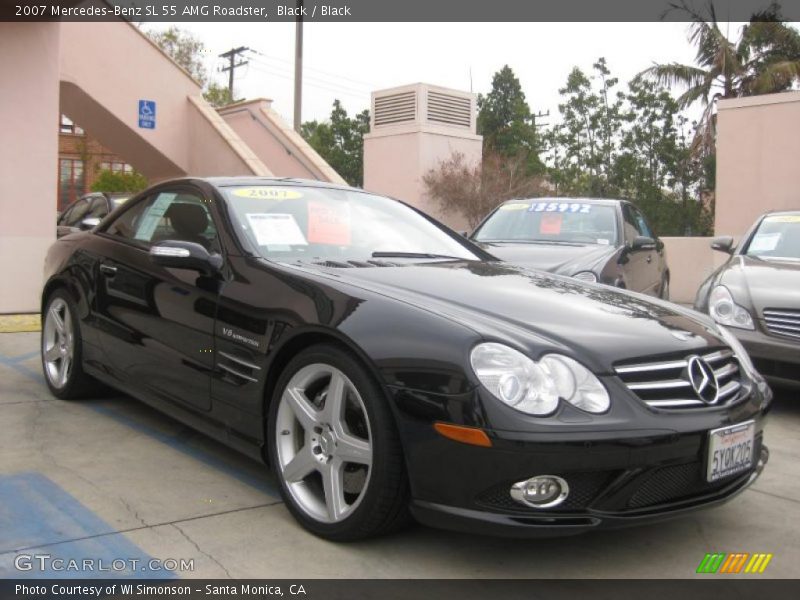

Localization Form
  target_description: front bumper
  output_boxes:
[391,382,770,538]
[410,446,768,538]
[732,325,800,388]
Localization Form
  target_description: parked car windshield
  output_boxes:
[223,186,481,262]
[473,200,619,245]
[745,214,800,260]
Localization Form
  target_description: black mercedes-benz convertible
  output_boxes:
[41,177,770,541]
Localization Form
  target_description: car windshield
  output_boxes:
[110,196,130,209]
[473,200,618,245]
[223,185,481,263]
[745,214,800,260]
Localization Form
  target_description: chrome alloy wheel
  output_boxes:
[275,363,373,523]
[42,297,74,389]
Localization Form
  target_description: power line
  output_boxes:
[247,48,377,90]
[219,46,249,100]
[247,57,369,96]
[247,63,369,102]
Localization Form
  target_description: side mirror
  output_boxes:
[629,235,656,251]
[79,217,101,230]
[711,235,735,254]
[149,241,223,275]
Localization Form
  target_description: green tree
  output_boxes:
[423,151,548,228]
[91,169,148,194]
[547,59,712,236]
[146,26,207,85]
[638,1,800,153]
[146,26,234,108]
[477,66,544,173]
[301,100,370,187]
[548,59,624,197]
[203,82,234,108]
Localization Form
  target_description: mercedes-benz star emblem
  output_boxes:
[687,355,719,404]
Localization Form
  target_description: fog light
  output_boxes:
[510,475,569,508]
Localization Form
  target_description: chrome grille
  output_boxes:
[614,348,743,409]
[763,308,800,341]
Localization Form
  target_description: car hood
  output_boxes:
[480,242,616,275]
[315,260,723,372]
[723,255,800,314]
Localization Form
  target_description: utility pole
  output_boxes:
[219,46,249,101]
[294,0,304,132]
[533,109,550,128]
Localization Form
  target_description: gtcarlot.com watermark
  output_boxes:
[14,553,194,573]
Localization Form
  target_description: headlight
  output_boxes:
[470,343,610,415]
[709,285,754,330]
[573,271,598,283]
[716,325,762,382]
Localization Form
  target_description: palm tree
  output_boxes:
[639,1,800,153]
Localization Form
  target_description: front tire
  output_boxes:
[268,344,410,541]
[41,290,98,399]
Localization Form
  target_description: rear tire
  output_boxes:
[659,276,670,301]
[41,290,100,399]
[268,344,410,541]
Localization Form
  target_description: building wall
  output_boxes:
[219,99,347,184]
[716,91,800,237]
[0,23,61,313]
[661,237,730,305]
[363,83,483,232]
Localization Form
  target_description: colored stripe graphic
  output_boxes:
[698,553,773,574]
[744,553,773,574]
[697,553,726,574]
[719,553,748,573]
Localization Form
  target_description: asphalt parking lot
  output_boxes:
[1,330,798,579]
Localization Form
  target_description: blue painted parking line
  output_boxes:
[0,347,278,498]
[89,404,278,497]
[0,350,45,385]
[0,473,174,579]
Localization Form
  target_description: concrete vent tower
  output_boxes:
[363,83,482,231]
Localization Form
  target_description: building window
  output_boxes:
[100,161,133,173]
[59,115,84,136]
[59,159,85,210]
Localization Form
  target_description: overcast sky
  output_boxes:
[144,21,753,126]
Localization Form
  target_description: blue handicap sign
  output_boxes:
[138,99,156,129]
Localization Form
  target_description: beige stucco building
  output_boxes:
[1,17,798,312]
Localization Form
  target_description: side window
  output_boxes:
[65,199,90,226]
[621,205,640,242]
[105,190,219,251]
[87,196,109,219]
[632,207,654,239]
[58,204,74,225]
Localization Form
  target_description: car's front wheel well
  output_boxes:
[41,280,70,314]
[260,331,384,460]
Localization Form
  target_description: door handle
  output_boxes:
[99,264,118,277]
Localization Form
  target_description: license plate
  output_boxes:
[706,421,755,483]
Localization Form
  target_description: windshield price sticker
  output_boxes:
[529,202,591,214]
[749,232,781,253]
[246,213,308,246]
[539,213,563,234]
[307,201,351,245]
[232,188,304,200]
[765,215,800,223]
[500,202,530,211]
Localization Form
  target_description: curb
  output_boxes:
[0,314,41,333]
